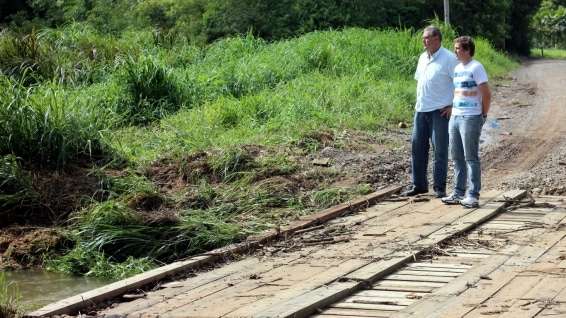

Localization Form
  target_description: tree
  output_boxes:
[531,0,566,53]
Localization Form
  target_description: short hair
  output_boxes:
[423,26,442,42]
[454,36,475,56]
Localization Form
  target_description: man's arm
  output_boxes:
[479,83,491,116]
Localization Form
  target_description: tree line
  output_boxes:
[0,0,548,54]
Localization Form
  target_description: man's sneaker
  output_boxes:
[460,196,480,208]
[441,193,463,205]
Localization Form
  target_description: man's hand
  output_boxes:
[440,106,452,118]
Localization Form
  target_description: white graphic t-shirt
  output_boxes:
[452,60,488,116]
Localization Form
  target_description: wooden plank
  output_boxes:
[25,254,216,317]
[331,302,406,311]
[321,307,395,317]
[343,296,416,306]
[400,267,467,274]
[499,276,566,318]
[450,253,491,259]
[312,315,385,318]
[537,273,566,317]
[407,263,471,270]
[425,228,566,317]
[254,281,359,318]
[395,270,460,277]
[224,259,370,317]
[371,286,435,293]
[461,276,544,318]
[104,256,280,315]
[356,290,428,298]
[384,274,454,284]
[159,258,359,317]
[389,245,518,318]
[345,254,415,282]
[374,280,445,288]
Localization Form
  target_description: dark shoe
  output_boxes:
[435,191,447,198]
[401,187,428,197]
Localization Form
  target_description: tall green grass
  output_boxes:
[0,75,117,166]
[0,272,22,318]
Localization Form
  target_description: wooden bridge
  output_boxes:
[27,187,566,317]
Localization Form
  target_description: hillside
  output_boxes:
[0,26,516,280]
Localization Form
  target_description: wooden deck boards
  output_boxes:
[38,190,566,318]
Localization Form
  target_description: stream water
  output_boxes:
[3,270,111,310]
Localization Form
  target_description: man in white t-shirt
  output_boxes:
[402,26,458,198]
[442,36,492,208]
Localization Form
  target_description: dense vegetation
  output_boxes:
[0,1,523,281]
[1,0,541,54]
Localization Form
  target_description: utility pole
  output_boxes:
[444,0,450,25]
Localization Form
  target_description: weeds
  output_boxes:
[0,273,22,318]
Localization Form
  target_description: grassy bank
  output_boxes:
[530,48,566,59]
[0,25,517,279]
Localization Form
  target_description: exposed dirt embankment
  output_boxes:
[481,59,566,195]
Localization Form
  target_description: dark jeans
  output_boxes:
[411,110,449,193]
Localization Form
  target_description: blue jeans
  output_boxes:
[449,115,484,198]
[411,110,449,193]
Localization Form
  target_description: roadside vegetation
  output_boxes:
[530,48,566,58]
[0,1,522,281]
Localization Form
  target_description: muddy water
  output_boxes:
[4,270,111,310]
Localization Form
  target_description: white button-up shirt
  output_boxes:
[414,47,458,112]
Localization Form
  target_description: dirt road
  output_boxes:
[482,59,566,194]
